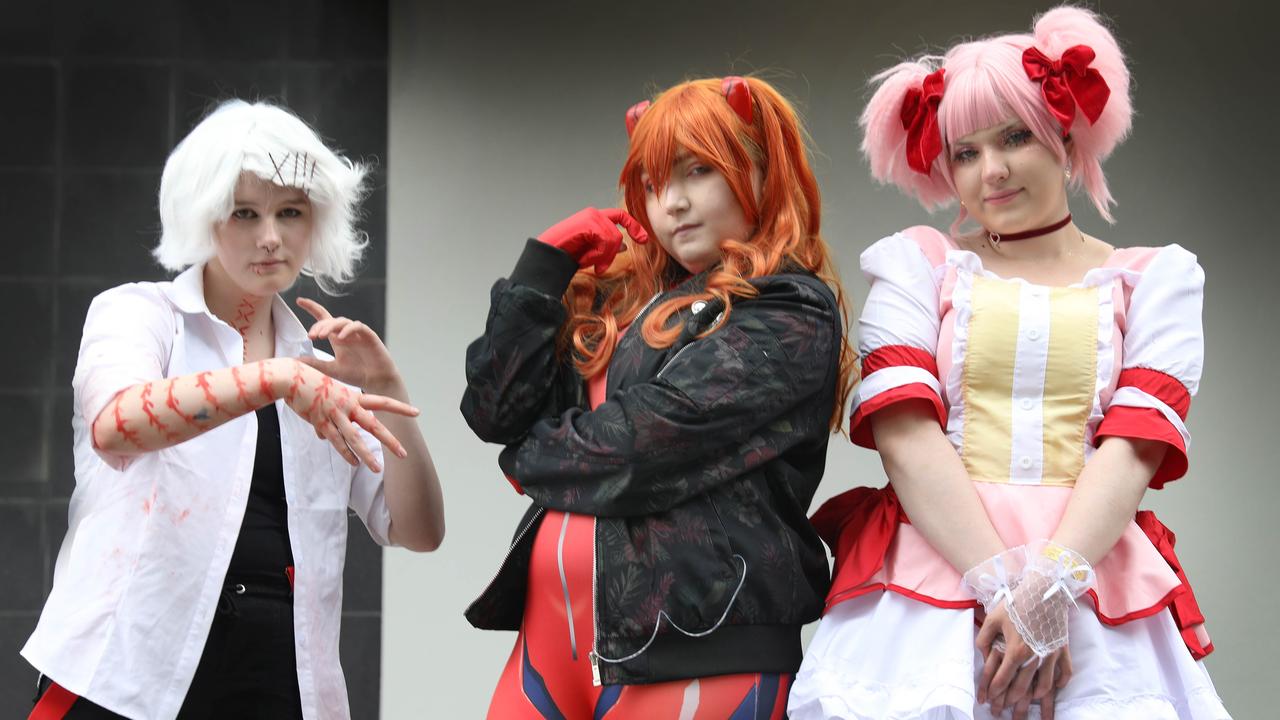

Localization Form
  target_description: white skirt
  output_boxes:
[788,592,1230,719]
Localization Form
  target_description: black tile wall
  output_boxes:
[0,281,53,389]
[0,64,57,166]
[64,64,172,168]
[0,3,55,58]
[0,506,45,612]
[0,172,57,276]
[0,617,41,711]
[60,172,165,278]
[0,2,389,715]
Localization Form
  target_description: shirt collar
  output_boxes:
[162,263,315,356]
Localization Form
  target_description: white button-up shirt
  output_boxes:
[22,264,392,720]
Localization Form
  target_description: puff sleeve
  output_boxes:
[1095,244,1204,488]
[849,227,948,448]
[72,283,176,471]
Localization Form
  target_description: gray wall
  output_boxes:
[0,1,389,716]
[387,0,1274,717]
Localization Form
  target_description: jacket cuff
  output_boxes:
[509,238,579,297]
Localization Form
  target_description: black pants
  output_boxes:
[33,576,303,719]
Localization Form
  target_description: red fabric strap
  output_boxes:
[811,486,906,612]
[1135,510,1213,659]
[29,682,78,720]
[1117,367,1191,420]
[861,345,939,379]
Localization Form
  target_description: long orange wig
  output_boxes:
[562,76,855,431]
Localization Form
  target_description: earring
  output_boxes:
[1065,163,1073,181]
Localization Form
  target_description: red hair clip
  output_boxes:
[1022,44,1110,137]
[900,68,945,175]
[624,100,651,138]
[721,76,754,125]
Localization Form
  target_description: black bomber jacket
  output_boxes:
[460,239,841,685]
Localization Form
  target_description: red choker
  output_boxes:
[988,214,1072,243]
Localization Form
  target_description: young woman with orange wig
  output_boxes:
[461,75,855,718]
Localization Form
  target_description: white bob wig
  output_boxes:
[154,99,370,294]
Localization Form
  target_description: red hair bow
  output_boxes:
[900,68,945,175]
[624,100,651,138]
[1022,45,1110,137]
[721,76,754,125]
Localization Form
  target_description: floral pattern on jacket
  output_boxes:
[461,239,841,683]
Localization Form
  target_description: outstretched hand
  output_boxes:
[276,358,417,473]
[295,297,402,395]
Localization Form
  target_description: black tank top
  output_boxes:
[227,404,294,576]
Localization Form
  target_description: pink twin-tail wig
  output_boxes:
[861,6,1133,226]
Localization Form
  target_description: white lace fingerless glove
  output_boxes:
[962,546,1028,613]
[1006,540,1095,658]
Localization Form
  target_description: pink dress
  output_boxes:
[788,227,1229,719]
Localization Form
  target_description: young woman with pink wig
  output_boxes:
[790,7,1229,719]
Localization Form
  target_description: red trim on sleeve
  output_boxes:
[1095,406,1188,488]
[504,473,525,495]
[1117,368,1191,420]
[861,345,939,378]
[29,682,79,720]
[849,385,946,449]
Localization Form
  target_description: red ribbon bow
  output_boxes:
[1022,44,1110,137]
[624,100,651,138]
[900,68,945,175]
[721,76,754,125]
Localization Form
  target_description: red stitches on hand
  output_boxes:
[195,371,229,417]
[139,384,179,441]
[165,378,200,428]
[305,375,334,418]
[113,394,143,449]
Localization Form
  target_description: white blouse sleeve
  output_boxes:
[1096,244,1204,488]
[72,283,175,471]
[348,430,393,546]
[849,228,948,448]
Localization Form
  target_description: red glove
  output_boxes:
[537,207,648,274]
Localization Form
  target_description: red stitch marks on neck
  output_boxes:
[233,295,262,357]
[113,395,144,449]
[140,384,180,442]
[195,371,230,417]
[165,378,200,428]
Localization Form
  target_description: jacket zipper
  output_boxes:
[473,507,544,603]
[655,342,698,380]
[555,512,578,661]
[589,515,602,686]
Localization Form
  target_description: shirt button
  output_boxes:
[691,301,707,314]
[1020,398,1034,411]
[1019,456,1034,470]
[1027,328,1041,341]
